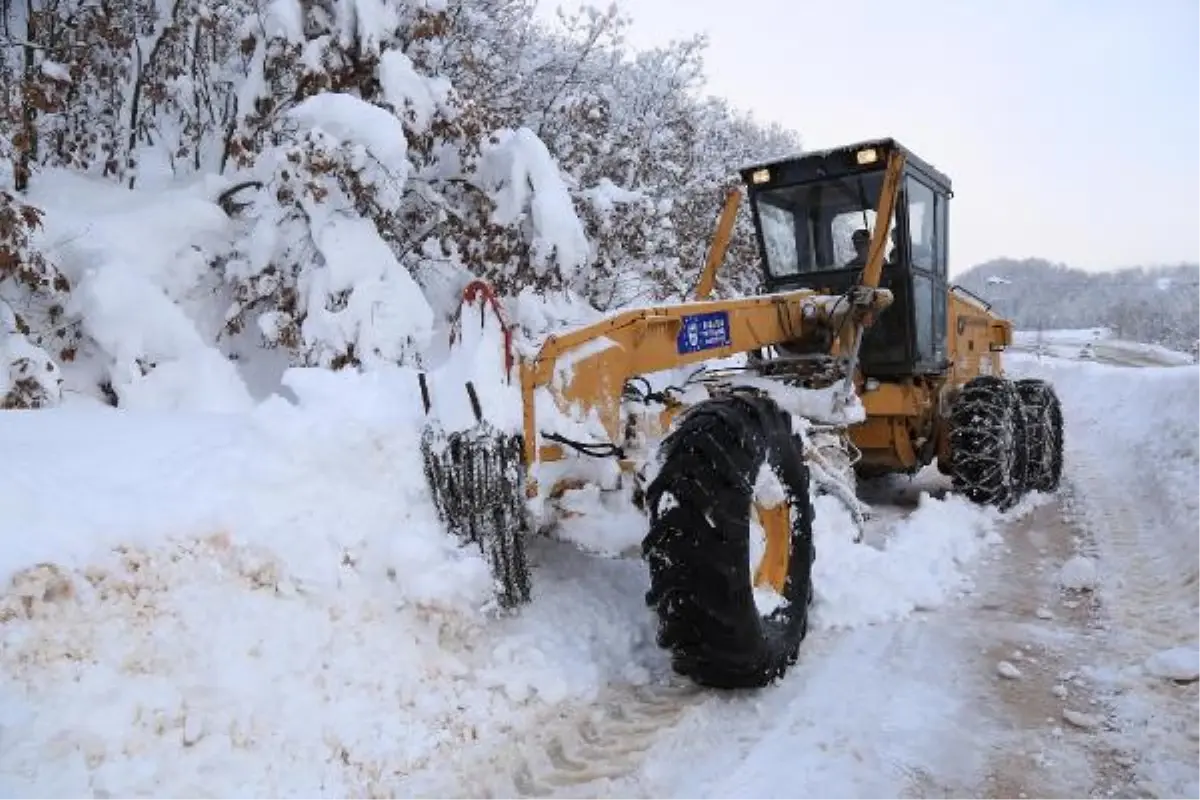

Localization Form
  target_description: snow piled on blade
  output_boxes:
[809,487,1007,630]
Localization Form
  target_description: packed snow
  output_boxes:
[1008,344,1200,798]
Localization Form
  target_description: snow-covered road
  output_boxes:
[399,465,1183,800]
[1009,351,1200,797]
[1,341,1196,798]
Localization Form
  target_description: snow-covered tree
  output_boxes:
[2,0,813,404]
[957,258,1200,352]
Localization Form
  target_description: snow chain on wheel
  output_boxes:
[642,389,815,690]
[1015,378,1064,493]
[421,424,531,609]
[948,375,1028,510]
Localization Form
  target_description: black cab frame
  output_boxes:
[739,137,953,378]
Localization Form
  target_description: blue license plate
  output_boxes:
[677,311,732,354]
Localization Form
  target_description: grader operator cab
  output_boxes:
[736,139,1062,490]
[419,137,1065,691]
[745,139,952,379]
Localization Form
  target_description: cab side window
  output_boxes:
[906,175,948,367]
[906,178,937,271]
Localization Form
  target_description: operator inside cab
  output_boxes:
[844,228,871,268]
[844,226,901,272]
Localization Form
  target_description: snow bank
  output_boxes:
[0,366,485,604]
[809,486,1008,630]
[0,365,582,797]
[0,348,674,796]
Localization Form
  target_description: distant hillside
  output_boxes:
[954,259,1199,353]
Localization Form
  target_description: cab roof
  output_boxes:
[738,137,953,195]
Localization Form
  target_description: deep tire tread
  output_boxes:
[642,389,815,690]
[1015,377,1064,493]
[948,375,1027,510]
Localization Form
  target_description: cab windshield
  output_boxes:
[753,170,897,278]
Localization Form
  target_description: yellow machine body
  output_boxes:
[511,141,1016,500]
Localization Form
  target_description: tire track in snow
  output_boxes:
[1060,410,1200,796]
[506,680,705,797]
[1063,419,1197,657]
[406,678,707,798]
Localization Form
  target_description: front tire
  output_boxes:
[642,389,815,690]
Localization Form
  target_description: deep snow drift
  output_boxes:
[1,358,1029,797]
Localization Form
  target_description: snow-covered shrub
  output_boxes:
[576,178,682,310]
[222,0,597,365]
[130,0,252,178]
[220,0,453,368]
[0,326,62,409]
[0,192,73,407]
[224,109,433,370]
[468,126,589,292]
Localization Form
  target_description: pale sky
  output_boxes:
[534,0,1199,275]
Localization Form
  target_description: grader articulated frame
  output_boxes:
[420,138,1064,690]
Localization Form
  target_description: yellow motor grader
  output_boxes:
[419,138,1064,690]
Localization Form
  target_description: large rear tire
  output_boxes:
[642,389,815,690]
[948,375,1027,510]
[1015,378,1064,493]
